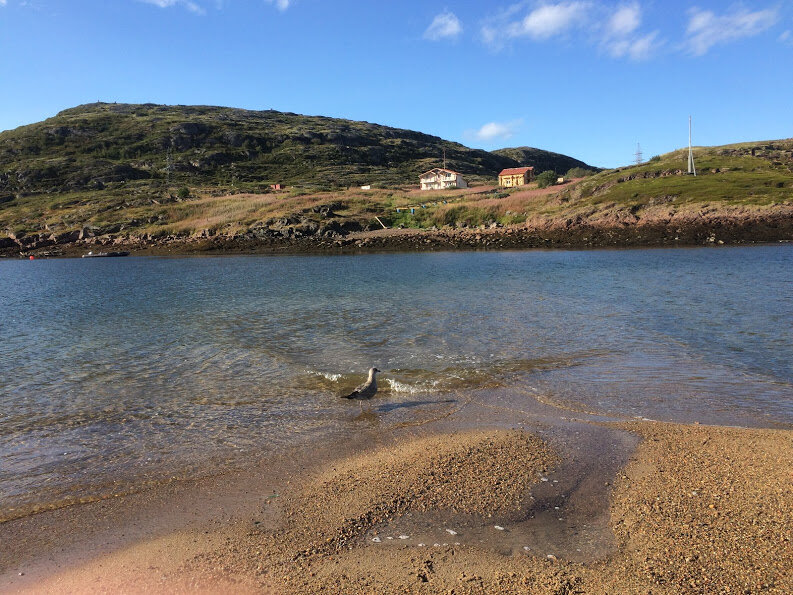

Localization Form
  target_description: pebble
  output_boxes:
[398,535,409,540]
[371,537,381,543]
[494,525,505,531]
[445,529,457,535]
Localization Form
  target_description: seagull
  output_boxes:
[342,367,381,408]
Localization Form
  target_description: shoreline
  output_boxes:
[1,390,791,593]
[4,214,793,259]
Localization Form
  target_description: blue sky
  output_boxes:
[1,1,791,167]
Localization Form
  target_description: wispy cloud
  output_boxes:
[482,1,660,60]
[607,31,659,60]
[139,0,206,15]
[265,0,291,11]
[607,3,640,37]
[467,119,524,143]
[602,3,660,61]
[424,11,463,41]
[781,30,793,46]
[0,0,8,6]
[506,2,591,41]
[684,7,779,56]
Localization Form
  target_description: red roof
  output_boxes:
[498,167,534,176]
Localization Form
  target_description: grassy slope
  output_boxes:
[1,104,791,243]
[0,102,595,239]
[516,139,793,232]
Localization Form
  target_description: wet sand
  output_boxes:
[1,393,791,594]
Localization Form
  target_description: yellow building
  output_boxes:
[498,167,534,187]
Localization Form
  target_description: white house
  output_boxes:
[419,168,468,190]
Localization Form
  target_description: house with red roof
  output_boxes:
[498,167,534,188]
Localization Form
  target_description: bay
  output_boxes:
[1,246,791,517]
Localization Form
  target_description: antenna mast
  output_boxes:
[634,142,643,166]
[688,116,697,176]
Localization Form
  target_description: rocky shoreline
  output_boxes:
[3,210,792,258]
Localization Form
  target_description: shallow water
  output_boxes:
[1,246,791,517]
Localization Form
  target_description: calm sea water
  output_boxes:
[1,246,791,517]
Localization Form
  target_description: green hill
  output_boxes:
[0,103,789,253]
[0,102,592,201]
[560,139,793,211]
[491,146,596,175]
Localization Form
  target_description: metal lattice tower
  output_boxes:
[635,143,643,166]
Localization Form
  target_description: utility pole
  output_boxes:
[688,116,697,176]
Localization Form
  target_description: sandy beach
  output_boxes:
[1,394,791,594]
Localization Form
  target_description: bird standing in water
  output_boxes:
[342,367,380,409]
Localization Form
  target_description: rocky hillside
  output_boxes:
[1,105,789,255]
[0,103,593,202]
[491,146,594,175]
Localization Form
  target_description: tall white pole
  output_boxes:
[688,116,697,177]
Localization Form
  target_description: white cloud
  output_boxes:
[607,31,659,60]
[265,0,291,11]
[607,3,640,37]
[0,1,7,7]
[508,2,591,41]
[424,11,463,41]
[483,1,659,60]
[601,3,660,61]
[778,30,792,46]
[470,120,523,143]
[139,0,206,15]
[685,7,779,56]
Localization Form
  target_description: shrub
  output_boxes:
[536,170,558,189]
[565,167,595,178]
[177,187,190,199]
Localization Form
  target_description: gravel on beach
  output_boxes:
[181,423,792,594]
[3,422,791,594]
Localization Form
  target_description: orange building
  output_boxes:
[498,167,534,187]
